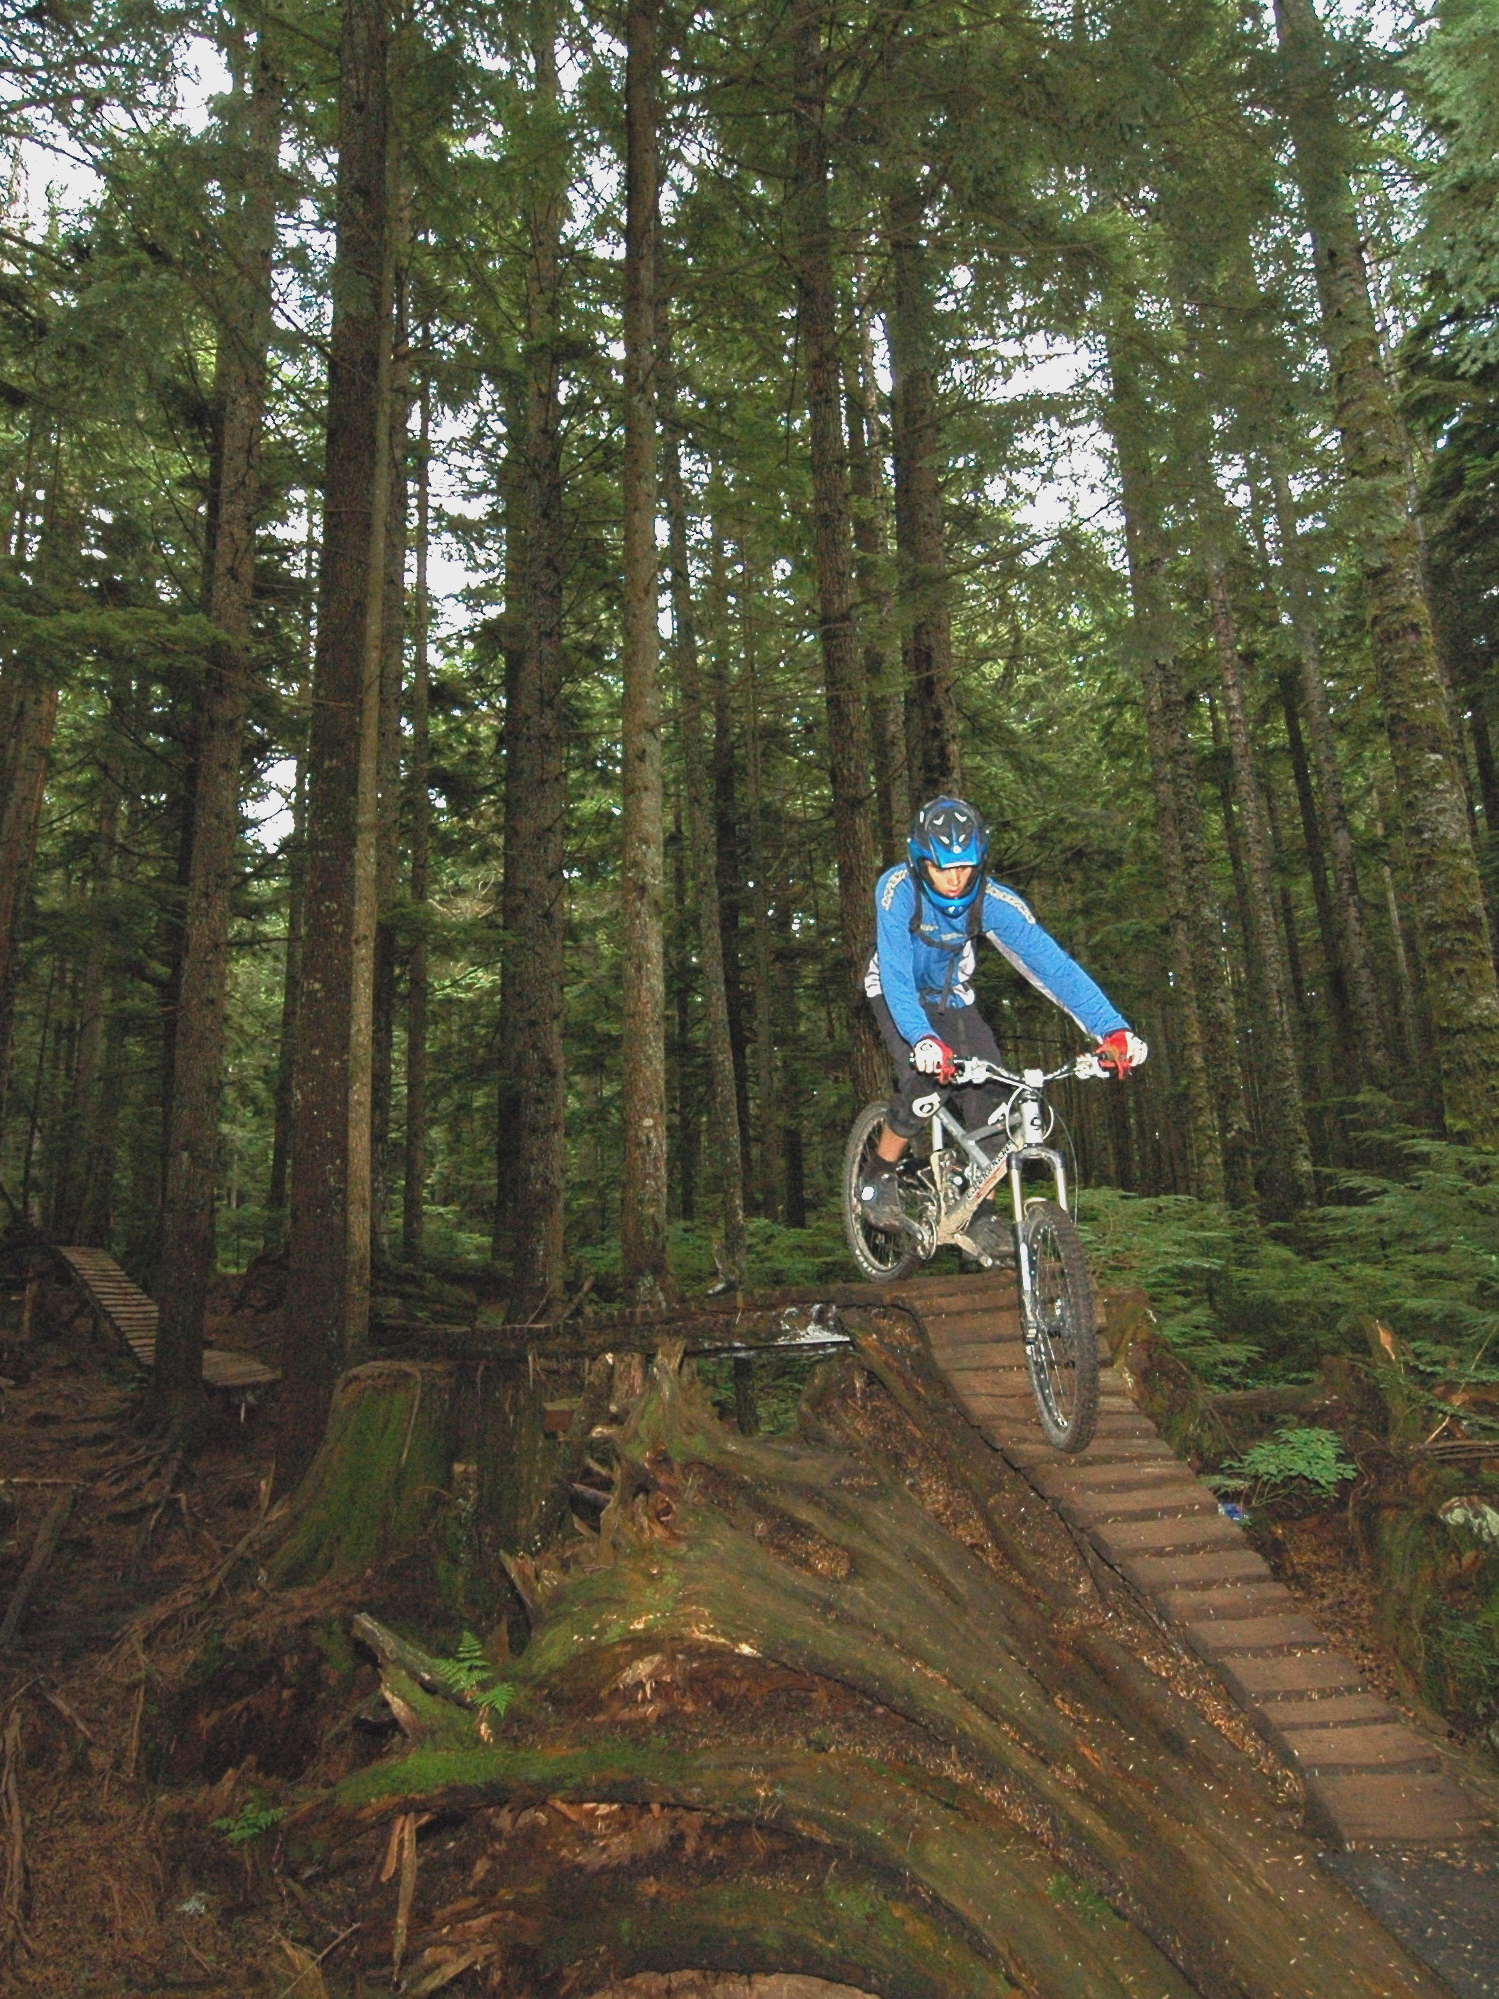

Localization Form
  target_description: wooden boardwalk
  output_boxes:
[879,1269,1486,1851]
[56,1246,280,1393]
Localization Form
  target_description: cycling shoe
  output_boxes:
[858,1167,905,1233]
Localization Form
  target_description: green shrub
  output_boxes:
[1206,1425,1358,1505]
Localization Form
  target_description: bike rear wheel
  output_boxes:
[1018,1199,1099,1452]
[842,1101,920,1282]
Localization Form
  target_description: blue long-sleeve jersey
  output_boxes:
[865,864,1129,1048]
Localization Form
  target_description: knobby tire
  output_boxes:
[842,1101,919,1282]
[1019,1199,1099,1452]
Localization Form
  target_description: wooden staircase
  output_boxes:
[56,1246,279,1394]
[878,1269,1487,1851]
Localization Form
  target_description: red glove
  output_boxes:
[912,1035,957,1082]
[1097,1029,1148,1077]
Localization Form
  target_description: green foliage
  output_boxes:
[1207,1425,1358,1502]
[1079,1140,1499,1393]
[573,1214,854,1300]
[441,1631,515,1715]
[212,1797,288,1847]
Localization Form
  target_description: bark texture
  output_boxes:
[372,252,411,1264]
[1276,0,1499,1141]
[1265,457,1391,1090]
[662,394,746,1281]
[788,0,886,1106]
[0,669,58,1154]
[1202,542,1316,1214]
[885,175,960,803]
[1106,334,1252,1203]
[844,319,906,862]
[496,18,568,1309]
[619,0,669,1298]
[48,715,123,1242]
[280,0,392,1481]
[739,542,784,1219]
[156,41,281,1419]
[403,389,431,1265]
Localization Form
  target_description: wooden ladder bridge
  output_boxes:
[55,1245,280,1394]
[869,1269,1486,1853]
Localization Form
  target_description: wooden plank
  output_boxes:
[58,1245,275,1396]
[915,1280,1485,1845]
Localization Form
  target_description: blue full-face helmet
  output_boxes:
[908,797,988,918]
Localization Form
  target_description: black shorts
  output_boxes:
[869,995,1006,1139]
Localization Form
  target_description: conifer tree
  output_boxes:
[156,29,282,1423]
[279,0,393,1478]
[1275,0,1499,1143]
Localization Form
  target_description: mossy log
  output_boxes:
[289,1326,1447,1999]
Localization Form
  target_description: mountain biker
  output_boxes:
[859,796,1147,1232]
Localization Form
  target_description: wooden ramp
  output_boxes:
[56,1246,280,1393]
[878,1269,1486,1851]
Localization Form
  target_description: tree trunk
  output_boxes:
[708,526,753,1150]
[1105,332,1251,1203]
[1275,669,1357,1069]
[0,670,59,1158]
[1203,549,1316,1213]
[788,0,886,1106]
[280,0,392,1483]
[619,0,669,1299]
[267,511,318,1248]
[1258,762,1321,1092]
[739,537,783,1218]
[402,386,431,1267]
[885,174,960,803]
[372,252,411,1266]
[156,39,281,1425]
[1135,659,1222,1203]
[495,20,568,1311]
[1265,456,1391,1089]
[267,749,307,1247]
[49,722,123,1242]
[668,794,700,1223]
[1276,0,1499,1141]
[844,317,905,862]
[662,392,747,1284]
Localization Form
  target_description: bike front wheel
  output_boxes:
[842,1101,920,1282]
[1018,1199,1099,1452]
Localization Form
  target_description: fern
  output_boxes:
[1207,1426,1357,1502]
[440,1630,515,1715]
[212,1797,288,1846]
[1077,1135,1499,1393]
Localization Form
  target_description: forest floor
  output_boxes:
[1,1277,1498,1997]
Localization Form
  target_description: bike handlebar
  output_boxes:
[916,1052,1109,1088]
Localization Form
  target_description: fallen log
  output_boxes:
[282,1334,1448,1998]
[0,1489,74,1649]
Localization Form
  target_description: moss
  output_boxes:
[1355,1474,1499,1729]
[1047,1872,1125,1927]
[312,1618,356,1683]
[534,1871,1017,1999]
[268,1363,455,1586]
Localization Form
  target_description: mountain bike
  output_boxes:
[841,1053,1108,1452]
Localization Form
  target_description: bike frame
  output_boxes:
[907,1055,1101,1268]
